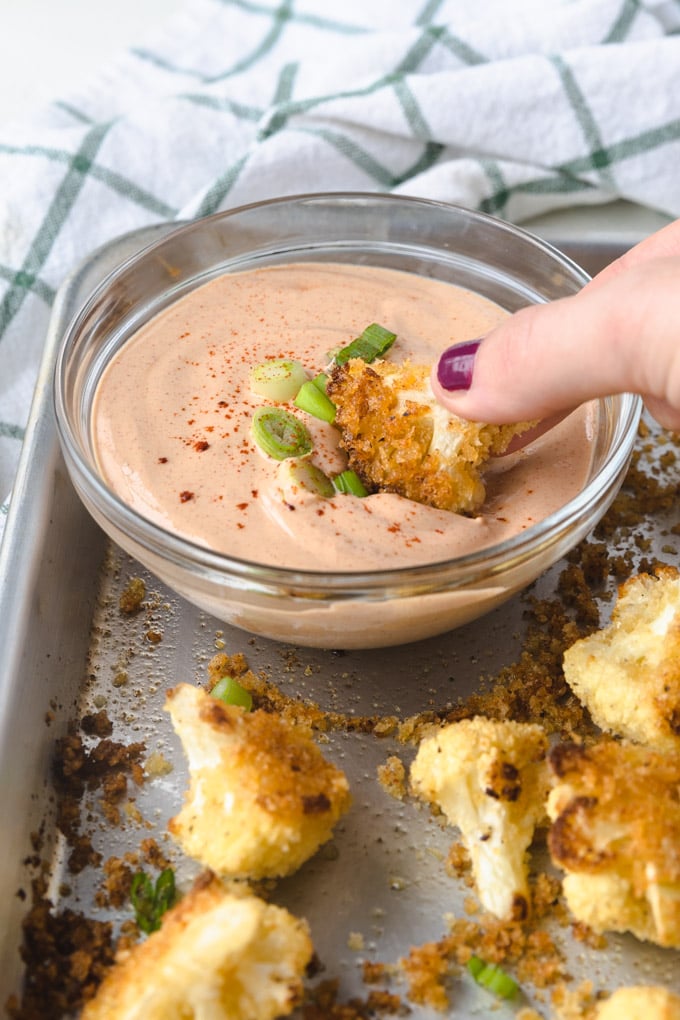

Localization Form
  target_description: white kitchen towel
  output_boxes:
[2,0,680,533]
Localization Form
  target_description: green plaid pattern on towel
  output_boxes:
[2,0,680,530]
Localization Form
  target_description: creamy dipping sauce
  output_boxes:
[92,262,596,572]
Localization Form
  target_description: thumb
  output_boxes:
[431,256,680,431]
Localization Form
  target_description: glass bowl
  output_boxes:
[54,193,641,649]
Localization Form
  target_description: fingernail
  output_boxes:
[437,338,482,391]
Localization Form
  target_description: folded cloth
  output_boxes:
[2,0,680,535]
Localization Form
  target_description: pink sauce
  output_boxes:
[91,262,595,571]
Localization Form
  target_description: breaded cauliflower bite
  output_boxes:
[166,684,351,878]
[595,985,680,1020]
[410,716,549,921]
[81,872,312,1020]
[326,358,532,514]
[547,739,680,947]
[563,566,680,752]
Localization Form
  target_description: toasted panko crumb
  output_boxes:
[549,980,599,1020]
[118,577,146,614]
[207,652,399,737]
[362,960,391,985]
[530,873,563,923]
[4,875,116,1020]
[395,912,566,1011]
[570,920,607,950]
[96,857,135,910]
[376,755,407,800]
[399,938,456,1011]
[144,751,173,778]
[445,841,472,881]
[301,977,404,1018]
[515,929,566,989]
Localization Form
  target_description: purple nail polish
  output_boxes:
[437,338,482,391]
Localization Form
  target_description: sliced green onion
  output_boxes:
[480,966,518,999]
[333,470,368,497]
[211,675,253,711]
[131,868,177,934]
[334,323,397,366]
[249,359,308,402]
[467,956,518,1000]
[278,459,334,500]
[294,380,337,423]
[252,407,312,460]
[312,372,329,393]
[154,869,177,915]
[466,955,485,980]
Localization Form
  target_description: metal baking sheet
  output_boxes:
[1,221,678,1017]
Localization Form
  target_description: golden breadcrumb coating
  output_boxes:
[595,985,680,1020]
[410,716,549,920]
[563,565,680,751]
[547,739,680,947]
[81,872,312,1020]
[326,358,533,513]
[165,684,351,878]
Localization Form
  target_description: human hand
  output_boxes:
[432,218,680,432]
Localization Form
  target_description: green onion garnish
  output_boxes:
[278,459,334,500]
[249,358,308,402]
[252,407,312,460]
[467,956,518,1000]
[211,675,253,711]
[334,469,367,497]
[130,868,177,934]
[312,372,329,393]
[294,380,337,423]
[333,470,368,497]
[466,955,485,979]
[334,323,397,366]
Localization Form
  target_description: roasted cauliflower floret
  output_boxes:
[547,739,680,947]
[166,684,351,878]
[326,358,532,514]
[410,716,549,920]
[595,986,680,1020]
[81,872,312,1020]
[563,566,680,752]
